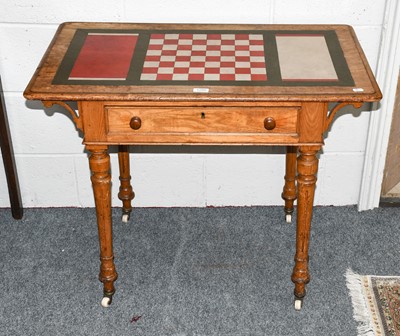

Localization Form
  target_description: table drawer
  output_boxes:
[106,106,298,136]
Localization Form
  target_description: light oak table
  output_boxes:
[24,22,381,310]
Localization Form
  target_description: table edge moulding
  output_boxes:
[23,22,382,310]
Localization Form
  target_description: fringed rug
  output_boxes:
[346,269,400,336]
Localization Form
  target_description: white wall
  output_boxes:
[0,0,386,208]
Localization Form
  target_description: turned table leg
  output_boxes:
[117,145,135,223]
[87,145,118,307]
[291,145,320,310]
[282,146,297,223]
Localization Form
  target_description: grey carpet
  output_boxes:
[1,206,399,335]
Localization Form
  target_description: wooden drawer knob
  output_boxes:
[264,117,276,130]
[130,116,142,130]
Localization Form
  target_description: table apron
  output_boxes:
[79,101,327,145]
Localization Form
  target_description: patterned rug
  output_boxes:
[346,269,400,336]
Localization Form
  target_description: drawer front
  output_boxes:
[106,106,299,137]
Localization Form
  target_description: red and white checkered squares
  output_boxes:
[140,33,267,81]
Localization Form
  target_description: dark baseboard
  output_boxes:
[379,197,400,207]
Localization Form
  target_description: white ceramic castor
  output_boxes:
[294,299,302,310]
[101,297,111,308]
[122,214,129,223]
[286,214,292,223]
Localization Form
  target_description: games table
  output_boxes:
[24,23,381,310]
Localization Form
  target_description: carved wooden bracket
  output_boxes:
[324,101,363,132]
[43,101,83,131]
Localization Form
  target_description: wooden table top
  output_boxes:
[24,22,381,103]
